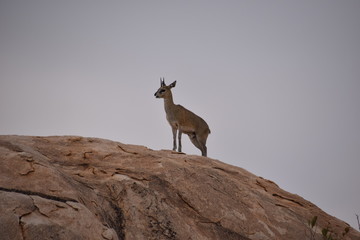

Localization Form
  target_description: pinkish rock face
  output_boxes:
[0,136,358,240]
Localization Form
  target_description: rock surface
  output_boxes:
[0,135,359,240]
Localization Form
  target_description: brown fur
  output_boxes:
[154,79,210,156]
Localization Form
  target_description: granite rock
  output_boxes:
[0,136,358,240]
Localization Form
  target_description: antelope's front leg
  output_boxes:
[172,127,177,151]
[178,130,182,152]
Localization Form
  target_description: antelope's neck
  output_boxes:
[163,95,175,114]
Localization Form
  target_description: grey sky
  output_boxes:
[1,1,360,229]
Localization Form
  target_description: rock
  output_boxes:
[0,135,359,240]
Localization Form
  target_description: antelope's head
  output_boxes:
[154,78,176,99]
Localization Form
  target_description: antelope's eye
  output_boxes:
[159,89,165,93]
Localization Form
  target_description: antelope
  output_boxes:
[154,78,211,157]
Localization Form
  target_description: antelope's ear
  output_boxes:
[169,81,177,88]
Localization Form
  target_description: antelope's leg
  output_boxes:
[172,127,177,151]
[178,130,182,152]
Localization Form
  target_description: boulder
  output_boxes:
[0,136,358,240]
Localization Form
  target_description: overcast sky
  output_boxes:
[1,0,359,229]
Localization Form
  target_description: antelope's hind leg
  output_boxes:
[197,133,208,157]
[188,133,205,156]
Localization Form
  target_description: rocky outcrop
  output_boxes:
[0,135,359,240]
